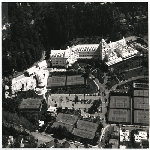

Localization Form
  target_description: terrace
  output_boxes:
[134,110,149,125]
[108,109,131,123]
[109,96,130,109]
[49,78,97,94]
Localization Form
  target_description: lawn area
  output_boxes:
[123,66,148,80]
[112,56,144,74]
[106,79,119,90]
[91,69,104,84]
[106,66,148,90]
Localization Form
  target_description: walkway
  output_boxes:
[99,125,110,143]
[124,66,143,72]
[98,124,116,148]
[110,75,148,91]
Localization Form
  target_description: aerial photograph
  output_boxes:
[2,2,149,148]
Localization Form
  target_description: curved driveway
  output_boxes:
[110,75,148,91]
[98,124,116,148]
[91,72,148,94]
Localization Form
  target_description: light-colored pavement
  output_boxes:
[99,125,110,143]
[124,66,143,72]
[98,124,117,148]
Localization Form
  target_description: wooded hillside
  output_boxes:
[2,2,148,77]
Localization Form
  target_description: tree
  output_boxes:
[75,95,78,103]
[88,99,101,114]
[2,2,44,77]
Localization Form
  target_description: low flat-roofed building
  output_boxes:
[133,82,149,89]
[134,90,149,97]
[77,120,98,132]
[73,128,96,139]
[110,96,130,109]
[51,122,74,132]
[134,131,147,142]
[108,109,131,123]
[134,110,149,124]
[56,113,78,125]
[120,129,130,142]
[19,98,42,111]
[133,97,149,109]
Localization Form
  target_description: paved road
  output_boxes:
[90,73,149,148]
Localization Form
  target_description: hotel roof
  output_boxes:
[73,44,99,52]
[50,50,66,57]
[120,129,130,142]
[110,96,130,109]
[133,82,149,89]
[108,109,131,123]
[134,110,149,125]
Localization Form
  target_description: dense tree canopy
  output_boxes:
[2,2,148,77]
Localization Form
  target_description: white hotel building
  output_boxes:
[11,60,48,95]
[50,44,100,68]
[50,37,140,68]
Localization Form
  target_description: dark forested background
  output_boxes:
[2,2,148,77]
